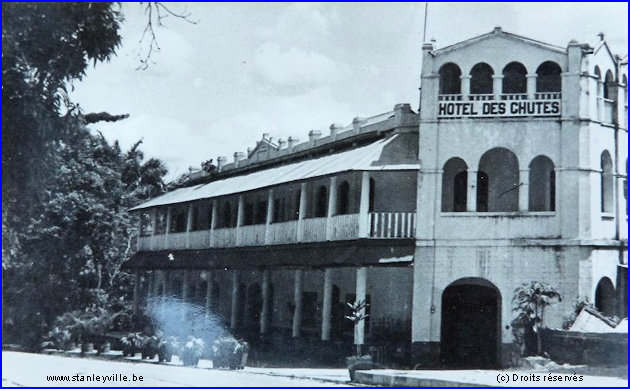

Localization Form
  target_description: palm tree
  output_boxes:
[512,281,562,355]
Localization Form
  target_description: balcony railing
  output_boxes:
[136,211,416,251]
[369,212,416,238]
[500,93,528,101]
[603,99,614,124]
[468,94,494,101]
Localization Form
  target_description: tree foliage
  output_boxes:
[2,3,169,348]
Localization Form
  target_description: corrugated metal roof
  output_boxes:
[130,135,418,211]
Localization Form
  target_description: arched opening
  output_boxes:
[601,150,613,213]
[441,278,501,368]
[441,157,468,212]
[221,202,233,228]
[337,181,350,215]
[536,61,562,93]
[439,63,462,95]
[604,70,615,100]
[369,178,375,212]
[595,277,616,317]
[478,148,520,212]
[315,185,328,217]
[470,62,494,95]
[476,171,489,212]
[502,62,527,95]
[529,156,556,211]
[245,283,262,337]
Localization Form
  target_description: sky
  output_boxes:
[71,2,628,181]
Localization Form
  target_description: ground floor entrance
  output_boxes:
[440,278,501,368]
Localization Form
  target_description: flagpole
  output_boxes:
[422,2,428,43]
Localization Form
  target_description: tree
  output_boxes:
[512,281,562,356]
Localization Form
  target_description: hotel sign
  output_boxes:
[438,99,561,118]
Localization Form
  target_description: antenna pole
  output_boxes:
[422,2,428,42]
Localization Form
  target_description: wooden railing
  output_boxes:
[302,217,327,242]
[138,211,416,251]
[213,227,237,247]
[329,214,359,240]
[238,224,266,246]
[369,212,416,238]
[267,220,298,244]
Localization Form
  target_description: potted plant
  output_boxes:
[344,299,373,382]
[141,335,159,360]
[181,336,205,367]
[157,334,179,363]
[121,332,144,357]
[41,327,72,351]
[212,337,249,369]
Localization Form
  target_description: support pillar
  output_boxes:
[325,177,338,240]
[264,190,274,244]
[205,271,214,314]
[492,75,504,100]
[230,271,240,329]
[321,268,333,341]
[527,74,537,100]
[260,270,270,334]
[297,182,307,242]
[467,170,477,212]
[519,169,530,212]
[355,267,367,348]
[358,172,370,237]
[292,270,304,338]
[460,75,471,97]
[236,195,244,245]
[133,269,140,314]
[185,202,194,248]
[209,200,218,247]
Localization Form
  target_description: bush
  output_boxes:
[41,327,72,350]
[121,332,144,357]
[158,335,179,363]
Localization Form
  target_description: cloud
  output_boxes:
[262,3,331,46]
[252,42,351,92]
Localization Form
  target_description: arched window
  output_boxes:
[529,156,555,211]
[221,202,232,228]
[439,63,462,95]
[502,62,527,94]
[595,277,616,317]
[441,157,468,212]
[337,181,350,215]
[477,148,520,212]
[470,62,494,95]
[604,70,615,100]
[601,150,613,213]
[315,185,328,217]
[535,61,562,93]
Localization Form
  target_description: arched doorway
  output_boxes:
[441,278,501,368]
[595,277,616,317]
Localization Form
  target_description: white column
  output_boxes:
[597,80,604,121]
[321,268,333,341]
[236,195,244,245]
[186,203,194,248]
[292,269,303,338]
[164,206,172,246]
[355,267,367,347]
[325,177,338,240]
[264,189,274,244]
[260,270,270,334]
[205,271,214,313]
[493,75,504,100]
[297,183,307,242]
[133,269,140,313]
[358,171,370,237]
[527,74,537,99]
[230,271,240,329]
[467,170,477,212]
[460,75,471,97]
[209,200,217,247]
[519,169,530,212]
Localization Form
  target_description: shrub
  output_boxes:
[212,337,249,369]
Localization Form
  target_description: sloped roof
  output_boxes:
[130,135,418,211]
[433,28,566,55]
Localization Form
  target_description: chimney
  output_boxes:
[278,138,287,150]
[493,26,502,34]
[394,103,412,126]
[262,133,270,141]
[217,156,228,172]
[288,136,299,153]
[308,130,322,144]
[329,123,343,141]
[233,151,246,167]
[352,117,366,133]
